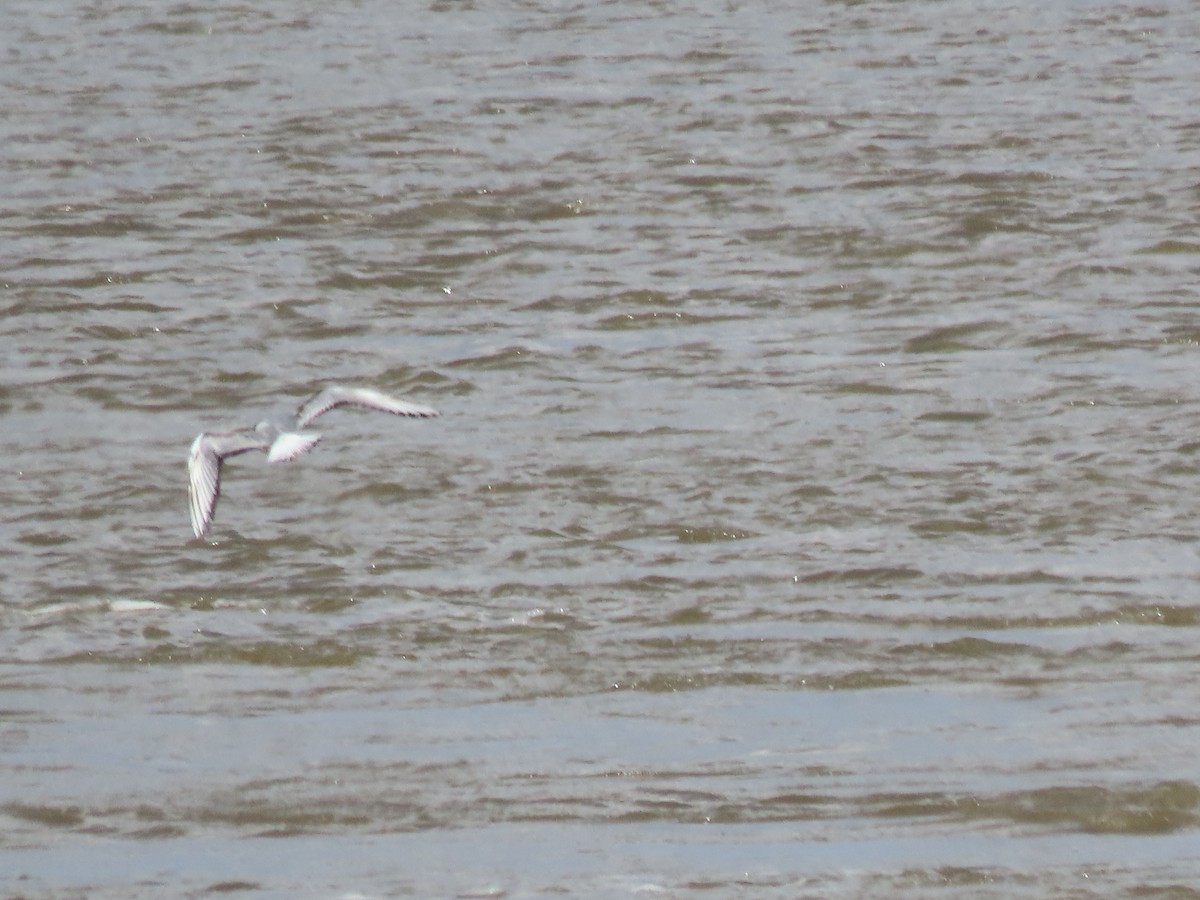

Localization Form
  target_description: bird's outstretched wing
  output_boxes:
[294,385,440,428]
[188,431,270,539]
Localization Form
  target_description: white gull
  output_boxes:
[187,385,438,540]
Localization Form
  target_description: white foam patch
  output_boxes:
[108,599,170,613]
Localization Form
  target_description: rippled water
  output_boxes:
[5,0,1200,896]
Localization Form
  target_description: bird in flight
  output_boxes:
[187,385,439,540]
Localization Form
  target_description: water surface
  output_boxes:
[4,0,1200,896]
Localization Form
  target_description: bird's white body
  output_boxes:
[187,385,438,540]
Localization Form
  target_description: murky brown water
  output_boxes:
[5,0,1200,896]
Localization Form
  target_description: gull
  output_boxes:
[187,385,439,540]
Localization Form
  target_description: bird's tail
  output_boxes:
[267,431,322,463]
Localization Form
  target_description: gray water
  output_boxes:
[4,0,1200,896]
